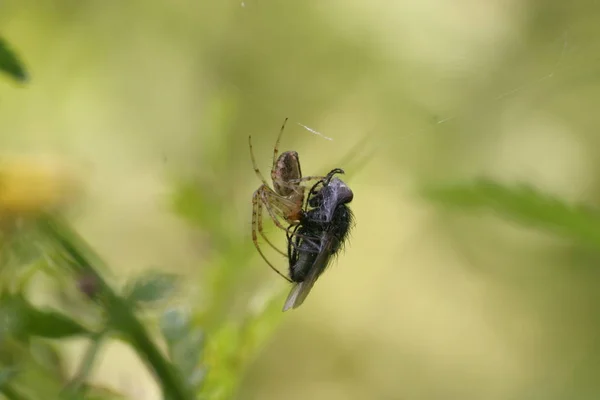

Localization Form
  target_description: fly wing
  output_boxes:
[282,232,336,311]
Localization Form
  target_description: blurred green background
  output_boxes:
[2,1,600,399]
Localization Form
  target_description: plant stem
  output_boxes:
[63,328,109,397]
[37,215,193,400]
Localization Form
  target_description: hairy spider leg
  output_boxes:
[248,135,271,187]
[256,191,287,257]
[260,190,313,239]
[260,190,318,242]
[252,190,292,282]
[249,131,298,252]
[259,189,298,227]
[286,174,338,187]
[257,186,315,254]
[252,186,320,281]
[270,174,328,203]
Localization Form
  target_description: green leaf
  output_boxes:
[160,308,190,344]
[0,368,18,387]
[79,385,129,400]
[126,272,178,305]
[0,38,28,82]
[27,306,90,339]
[160,308,206,391]
[424,179,600,247]
[62,329,109,398]
[0,293,90,339]
[37,215,193,400]
[199,292,284,400]
[0,340,65,400]
[171,329,204,386]
[29,340,65,381]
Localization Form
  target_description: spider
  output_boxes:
[249,118,326,282]
[282,168,354,311]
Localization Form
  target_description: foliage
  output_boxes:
[0,206,285,400]
[0,25,290,396]
[424,178,600,247]
[0,37,27,82]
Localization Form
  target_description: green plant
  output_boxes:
[0,37,27,82]
[0,208,285,400]
[424,178,600,247]
[0,38,285,400]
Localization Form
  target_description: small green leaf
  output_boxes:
[29,339,65,381]
[424,179,600,247]
[171,328,204,382]
[160,308,190,344]
[160,308,205,390]
[0,294,90,339]
[28,306,90,339]
[0,340,65,400]
[126,272,178,305]
[0,368,18,387]
[0,38,27,82]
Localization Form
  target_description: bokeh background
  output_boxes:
[2,1,600,399]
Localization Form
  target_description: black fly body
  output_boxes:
[282,168,354,311]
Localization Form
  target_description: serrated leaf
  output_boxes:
[424,179,600,247]
[0,38,27,82]
[126,272,178,305]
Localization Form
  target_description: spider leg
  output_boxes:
[251,191,291,282]
[259,191,316,241]
[284,175,329,187]
[271,117,289,170]
[253,185,302,229]
[259,190,299,230]
[285,169,344,187]
[249,136,270,188]
[256,197,287,257]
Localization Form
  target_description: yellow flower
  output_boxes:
[0,156,80,217]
